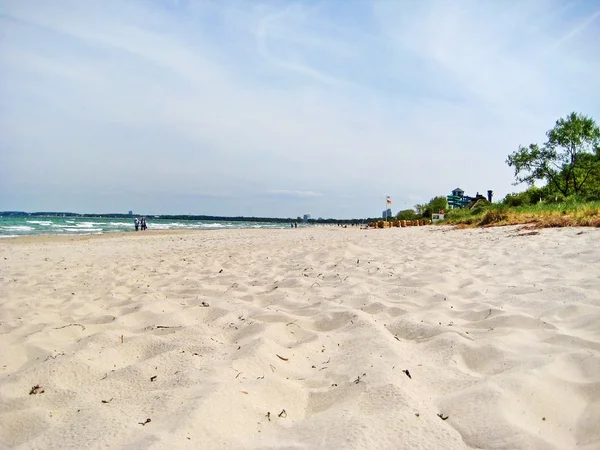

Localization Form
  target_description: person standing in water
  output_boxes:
[134,217,139,231]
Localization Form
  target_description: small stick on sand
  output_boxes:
[54,323,86,331]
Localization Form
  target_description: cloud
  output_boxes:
[0,0,599,217]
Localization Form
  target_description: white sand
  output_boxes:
[1,226,599,449]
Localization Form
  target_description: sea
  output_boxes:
[0,216,291,238]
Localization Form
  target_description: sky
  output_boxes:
[1,0,599,218]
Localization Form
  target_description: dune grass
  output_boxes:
[442,200,600,228]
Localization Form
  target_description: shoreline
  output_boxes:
[0,226,329,244]
[0,228,234,245]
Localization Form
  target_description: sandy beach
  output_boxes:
[1,226,599,449]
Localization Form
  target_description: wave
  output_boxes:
[0,225,35,231]
[197,223,231,228]
[76,222,104,227]
[26,220,53,226]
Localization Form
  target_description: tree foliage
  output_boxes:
[396,209,418,220]
[415,196,447,218]
[506,112,600,197]
[503,186,546,207]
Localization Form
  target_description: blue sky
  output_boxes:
[1,0,599,218]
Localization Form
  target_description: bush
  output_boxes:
[503,186,546,206]
[526,186,545,204]
[396,209,418,220]
[503,193,526,207]
[445,208,472,220]
[470,199,491,215]
[546,194,567,204]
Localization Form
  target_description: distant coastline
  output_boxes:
[0,211,370,225]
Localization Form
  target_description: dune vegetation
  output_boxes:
[416,112,600,228]
[443,198,600,228]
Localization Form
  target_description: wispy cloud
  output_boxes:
[546,8,600,51]
[0,0,598,216]
[255,4,358,87]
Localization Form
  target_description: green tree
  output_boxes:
[506,112,600,197]
[396,209,418,220]
[416,196,447,218]
[503,186,546,206]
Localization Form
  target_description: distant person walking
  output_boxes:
[134,217,139,231]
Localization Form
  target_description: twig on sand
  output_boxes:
[139,418,151,426]
[54,323,86,331]
[354,373,366,384]
[101,398,114,404]
[484,309,492,320]
[265,412,271,421]
[276,354,289,361]
[402,370,412,379]
[45,352,65,362]
[278,409,287,418]
[437,413,449,421]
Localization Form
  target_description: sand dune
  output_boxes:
[1,226,599,449]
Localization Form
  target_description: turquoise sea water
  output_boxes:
[0,216,291,237]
